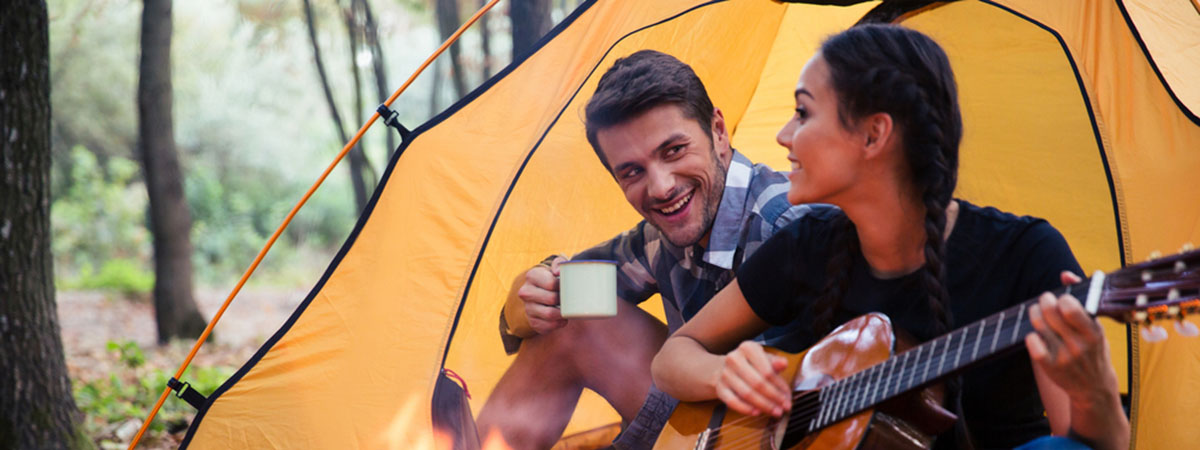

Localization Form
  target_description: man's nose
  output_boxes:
[647,167,676,200]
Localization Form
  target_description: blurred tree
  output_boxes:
[479,0,493,79]
[342,0,378,203]
[302,0,374,212]
[359,0,397,158]
[434,0,467,98]
[0,1,91,447]
[137,0,207,343]
[511,0,550,60]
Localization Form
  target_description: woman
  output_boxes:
[651,25,1128,449]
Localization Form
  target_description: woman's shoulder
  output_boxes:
[954,199,1072,262]
[956,200,1061,240]
[777,203,843,237]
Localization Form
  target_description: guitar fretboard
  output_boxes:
[808,282,1091,431]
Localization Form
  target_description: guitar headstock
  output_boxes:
[1096,244,1200,342]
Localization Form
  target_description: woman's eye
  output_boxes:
[794,107,808,120]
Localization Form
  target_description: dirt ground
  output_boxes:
[58,286,308,449]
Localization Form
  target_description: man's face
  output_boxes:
[595,104,732,248]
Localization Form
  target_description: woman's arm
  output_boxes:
[652,279,793,417]
[1026,272,1129,450]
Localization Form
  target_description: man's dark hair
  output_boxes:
[584,50,716,171]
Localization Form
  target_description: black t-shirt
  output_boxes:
[736,200,1082,448]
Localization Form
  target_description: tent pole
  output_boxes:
[126,0,504,447]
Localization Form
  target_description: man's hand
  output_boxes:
[519,255,570,334]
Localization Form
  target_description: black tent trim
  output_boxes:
[179,0,603,445]
[978,0,1126,268]
[981,0,1135,422]
[437,0,741,368]
[1114,0,1200,126]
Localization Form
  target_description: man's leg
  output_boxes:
[476,300,668,449]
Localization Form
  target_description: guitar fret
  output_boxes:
[972,319,986,361]
[922,338,934,382]
[938,332,950,376]
[882,356,893,399]
[895,350,908,396]
[1011,304,1025,344]
[953,327,965,370]
[873,364,883,408]
[831,378,845,425]
[815,387,826,429]
[912,345,923,393]
[991,311,1006,352]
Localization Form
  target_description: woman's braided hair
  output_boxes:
[809,24,969,446]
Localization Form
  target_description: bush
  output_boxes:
[72,259,155,298]
[74,340,235,442]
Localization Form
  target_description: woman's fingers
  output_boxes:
[720,342,791,416]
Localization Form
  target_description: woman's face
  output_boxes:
[776,54,865,207]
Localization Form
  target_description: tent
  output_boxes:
[179,0,1200,447]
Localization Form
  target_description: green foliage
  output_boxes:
[51,146,152,287]
[74,341,235,438]
[73,259,156,297]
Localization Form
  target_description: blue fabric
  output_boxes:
[1015,436,1093,450]
[611,386,678,450]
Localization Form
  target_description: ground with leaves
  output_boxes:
[59,287,305,449]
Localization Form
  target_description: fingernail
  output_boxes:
[772,407,782,417]
[750,409,760,416]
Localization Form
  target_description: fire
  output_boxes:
[382,395,514,450]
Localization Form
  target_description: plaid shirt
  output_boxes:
[574,151,818,333]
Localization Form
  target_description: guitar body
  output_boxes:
[656,314,957,449]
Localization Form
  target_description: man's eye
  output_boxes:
[665,145,685,156]
[622,168,642,179]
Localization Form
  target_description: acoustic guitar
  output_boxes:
[655,247,1200,449]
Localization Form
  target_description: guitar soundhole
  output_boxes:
[777,409,810,449]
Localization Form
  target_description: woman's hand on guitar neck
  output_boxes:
[1025,270,1129,450]
[713,340,793,417]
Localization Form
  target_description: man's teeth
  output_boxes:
[660,193,692,214]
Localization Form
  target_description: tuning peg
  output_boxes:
[1176,261,1187,273]
[1182,242,1195,253]
[1149,250,1163,260]
[1141,324,1169,342]
[1174,320,1199,338]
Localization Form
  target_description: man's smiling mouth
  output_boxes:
[657,191,694,216]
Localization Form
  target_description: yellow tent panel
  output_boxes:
[181,1,1200,448]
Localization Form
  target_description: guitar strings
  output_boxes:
[701,318,1037,448]
[690,266,1200,447]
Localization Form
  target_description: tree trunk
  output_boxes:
[511,0,551,60]
[359,0,396,159]
[343,1,375,208]
[0,1,90,447]
[434,0,467,98]
[303,0,370,212]
[479,0,493,79]
[137,0,206,344]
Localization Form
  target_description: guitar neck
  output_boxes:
[808,281,1093,431]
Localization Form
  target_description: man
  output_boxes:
[475,50,818,449]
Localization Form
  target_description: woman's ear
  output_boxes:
[861,112,895,159]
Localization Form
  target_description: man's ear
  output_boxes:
[711,107,733,165]
[861,112,895,160]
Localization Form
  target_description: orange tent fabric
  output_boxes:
[181,1,1200,447]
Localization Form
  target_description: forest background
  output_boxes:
[4,0,576,448]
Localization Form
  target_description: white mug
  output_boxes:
[558,260,618,319]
